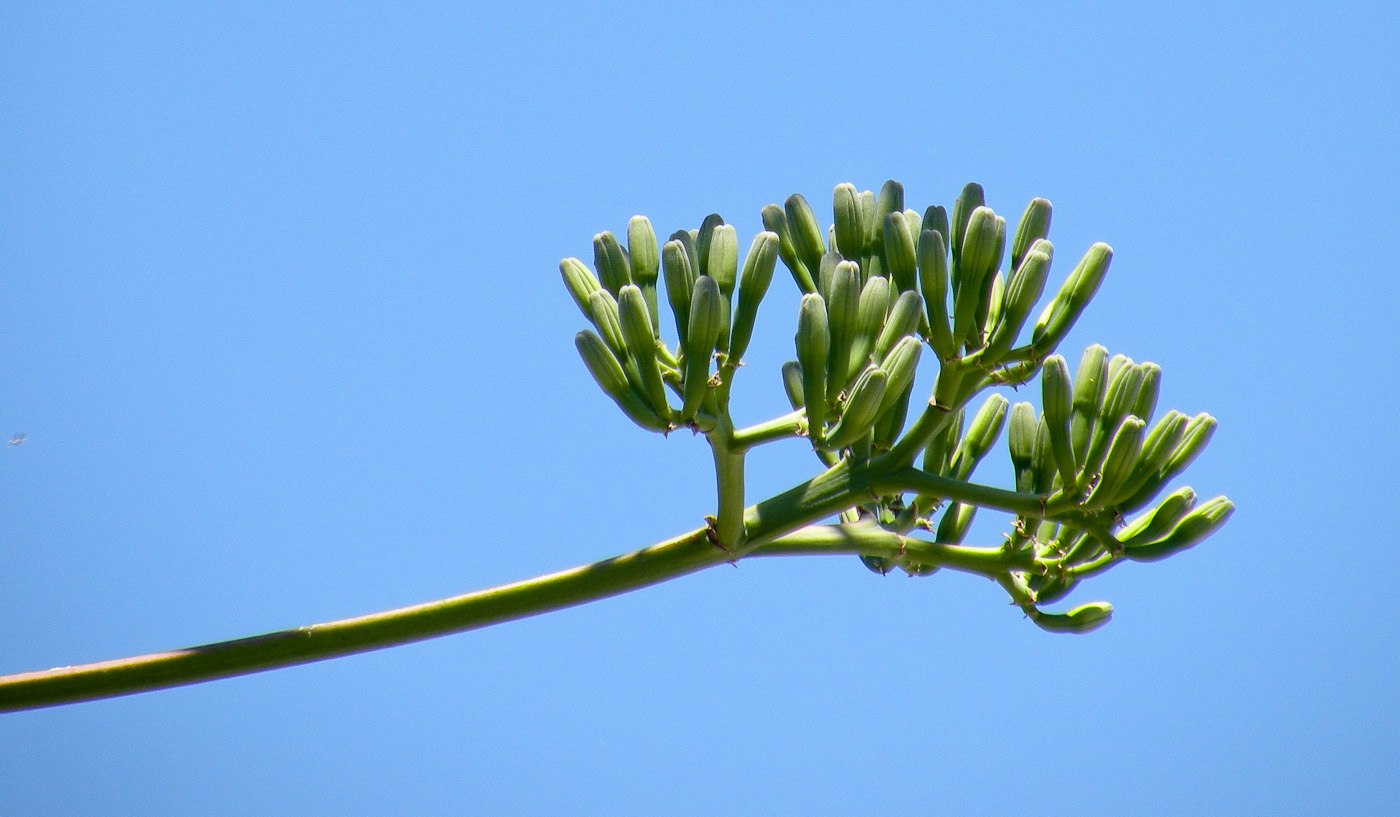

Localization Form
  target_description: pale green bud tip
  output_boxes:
[1008,401,1038,466]
[707,224,740,295]
[1011,198,1053,271]
[561,257,602,312]
[833,183,863,259]
[575,330,628,396]
[627,216,659,283]
[593,231,632,294]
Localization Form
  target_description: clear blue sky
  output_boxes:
[2,3,1397,814]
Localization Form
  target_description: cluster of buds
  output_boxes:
[561,180,1232,634]
[562,213,781,432]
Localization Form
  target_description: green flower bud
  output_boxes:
[857,189,877,253]
[593,231,631,295]
[950,393,1009,480]
[785,193,827,276]
[1041,354,1079,490]
[917,229,957,360]
[971,216,1008,350]
[817,251,841,302]
[727,231,780,362]
[1116,413,1217,512]
[1030,242,1113,356]
[1160,412,1218,480]
[872,380,913,450]
[1103,361,1146,428]
[903,209,923,247]
[1106,353,1132,387]
[661,239,696,352]
[1084,363,1148,478]
[560,257,602,316]
[576,330,668,432]
[1008,401,1038,494]
[833,183,864,260]
[586,289,628,361]
[877,336,922,419]
[1113,410,1188,508]
[846,274,890,382]
[982,271,1005,347]
[1032,601,1113,634]
[872,180,904,258]
[1124,496,1233,562]
[694,213,724,281]
[874,290,922,364]
[627,216,661,327]
[1031,415,1059,493]
[669,229,700,280]
[922,204,950,248]
[882,211,919,294]
[1117,487,1196,548]
[575,329,629,397]
[796,293,831,445]
[1084,415,1146,510]
[949,182,985,265]
[781,360,805,411]
[618,285,672,420]
[681,275,723,421]
[1132,362,1162,424]
[761,204,816,294]
[1070,344,1110,464]
[826,260,862,402]
[935,501,977,544]
[984,249,1051,361]
[823,365,888,450]
[706,223,739,299]
[626,216,659,284]
[952,206,1001,348]
[1060,528,1102,566]
[1031,574,1079,606]
[1011,197,1053,273]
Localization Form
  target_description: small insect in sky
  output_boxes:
[8,433,26,446]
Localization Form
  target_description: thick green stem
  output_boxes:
[708,425,747,550]
[0,527,729,713]
[0,457,884,713]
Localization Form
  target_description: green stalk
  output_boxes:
[707,419,747,550]
[0,527,729,713]
[750,524,1039,576]
[0,445,879,712]
[731,410,805,450]
[873,467,1047,518]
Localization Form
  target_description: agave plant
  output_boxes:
[0,180,1230,712]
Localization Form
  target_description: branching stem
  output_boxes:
[0,446,1066,713]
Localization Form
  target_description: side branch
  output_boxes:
[750,524,1040,576]
[872,467,1047,518]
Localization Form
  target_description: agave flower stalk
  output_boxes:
[0,180,1230,713]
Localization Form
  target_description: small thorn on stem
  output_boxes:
[703,515,737,563]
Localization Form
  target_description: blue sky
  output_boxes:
[2,2,1397,814]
